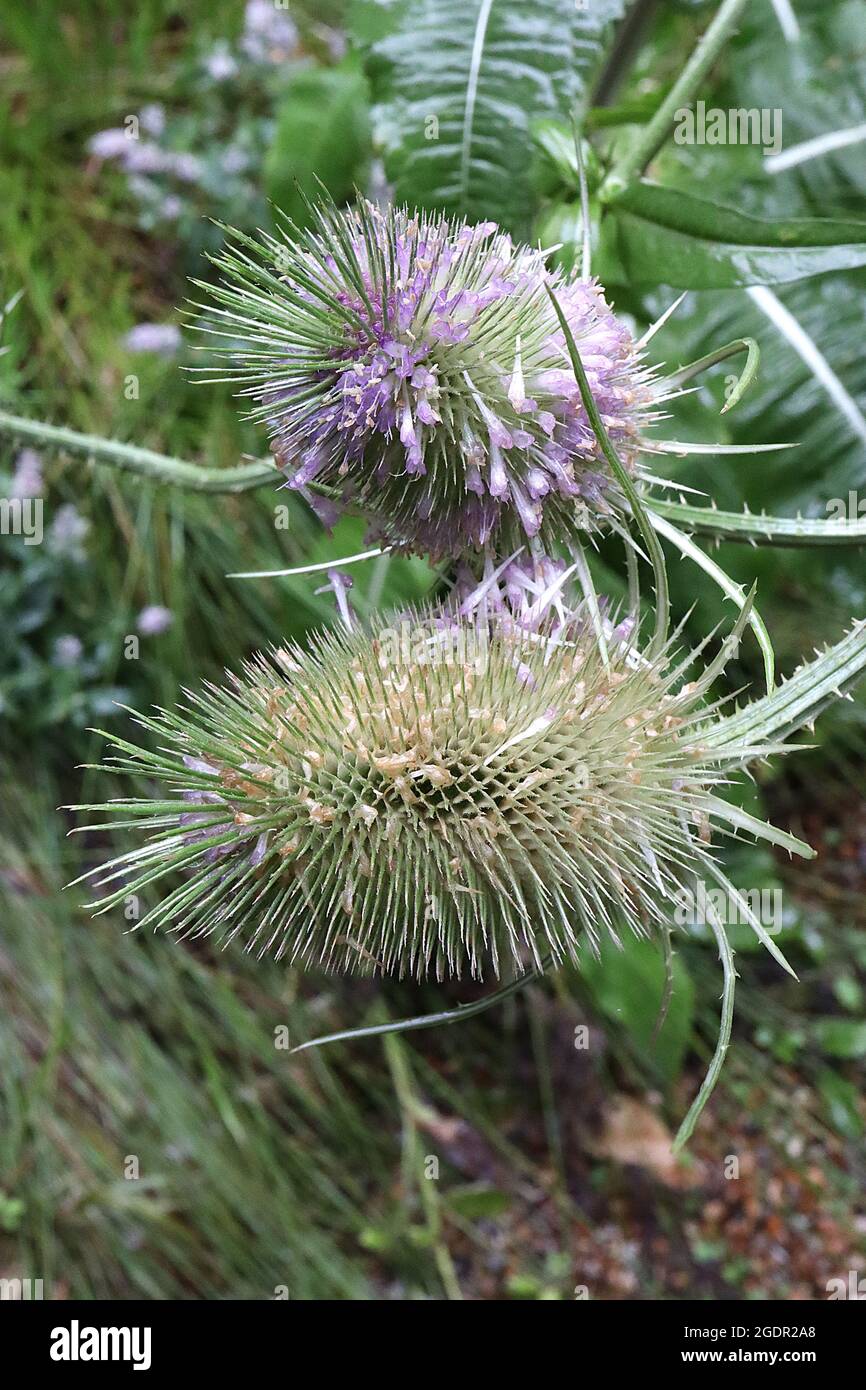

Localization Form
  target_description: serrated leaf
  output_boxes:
[367,0,627,234]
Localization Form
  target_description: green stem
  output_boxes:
[602,0,750,196]
[546,284,670,658]
[383,1034,463,1301]
[673,900,736,1152]
[0,409,277,493]
[648,497,866,547]
[290,954,553,1054]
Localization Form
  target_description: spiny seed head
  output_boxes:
[195,198,658,557]
[78,604,803,981]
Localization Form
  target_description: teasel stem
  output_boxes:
[0,409,277,493]
[290,953,554,1054]
[648,498,866,547]
[545,284,670,658]
[602,0,751,195]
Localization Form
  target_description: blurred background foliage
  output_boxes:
[1,0,865,1299]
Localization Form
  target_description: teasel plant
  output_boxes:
[3,178,866,1146]
[5,189,865,687]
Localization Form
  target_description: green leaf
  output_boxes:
[348,0,411,47]
[683,0,866,221]
[599,181,866,289]
[366,0,626,234]
[637,270,866,679]
[578,935,694,1083]
[813,1018,866,1059]
[833,973,864,1013]
[709,620,866,749]
[264,63,371,228]
[817,1068,865,1140]
[449,1185,511,1219]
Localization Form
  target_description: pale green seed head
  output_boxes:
[77,605,815,981]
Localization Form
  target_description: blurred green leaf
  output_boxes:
[579,935,694,1082]
[833,973,864,1013]
[448,1185,511,1220]
[264,62,371,226]
[813,1018,866,1058]
[599,181,866,289]
[366,0,626,234]
[817,1068,865,1140]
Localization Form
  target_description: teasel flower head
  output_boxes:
[73,593,866,982]
[194,198,658,557]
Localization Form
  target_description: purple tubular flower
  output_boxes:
[199,200,659,559]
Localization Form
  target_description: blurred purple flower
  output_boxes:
[140,104,166,138]
[137,605,174,636]
[222,146,250,176]
[241,0,298,64]
[88,128,133,160]
[166,152,203,183]
[204,42,239,82]
[53,634,83,668]
[10,449,43,499]
[49,504,90,560]
[121,142,170,175]
[123,323,182,356]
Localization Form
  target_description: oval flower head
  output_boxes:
[194,198,658,556]
[74,599,866,984]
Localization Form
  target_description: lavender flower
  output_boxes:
[10,449,43,499]
[124,323,182,356]
[140,104,166,138]
[137,605,174,635]
[222,146,250,176]
[240,0,298,65]
[53,634,83,668]
[49,504,89,560]
[197,200,658,558]
[119,142,170,176]
[167,152,203,184]
[160,195,183,222]
[204,43,239,82]
[88,128,133,161]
